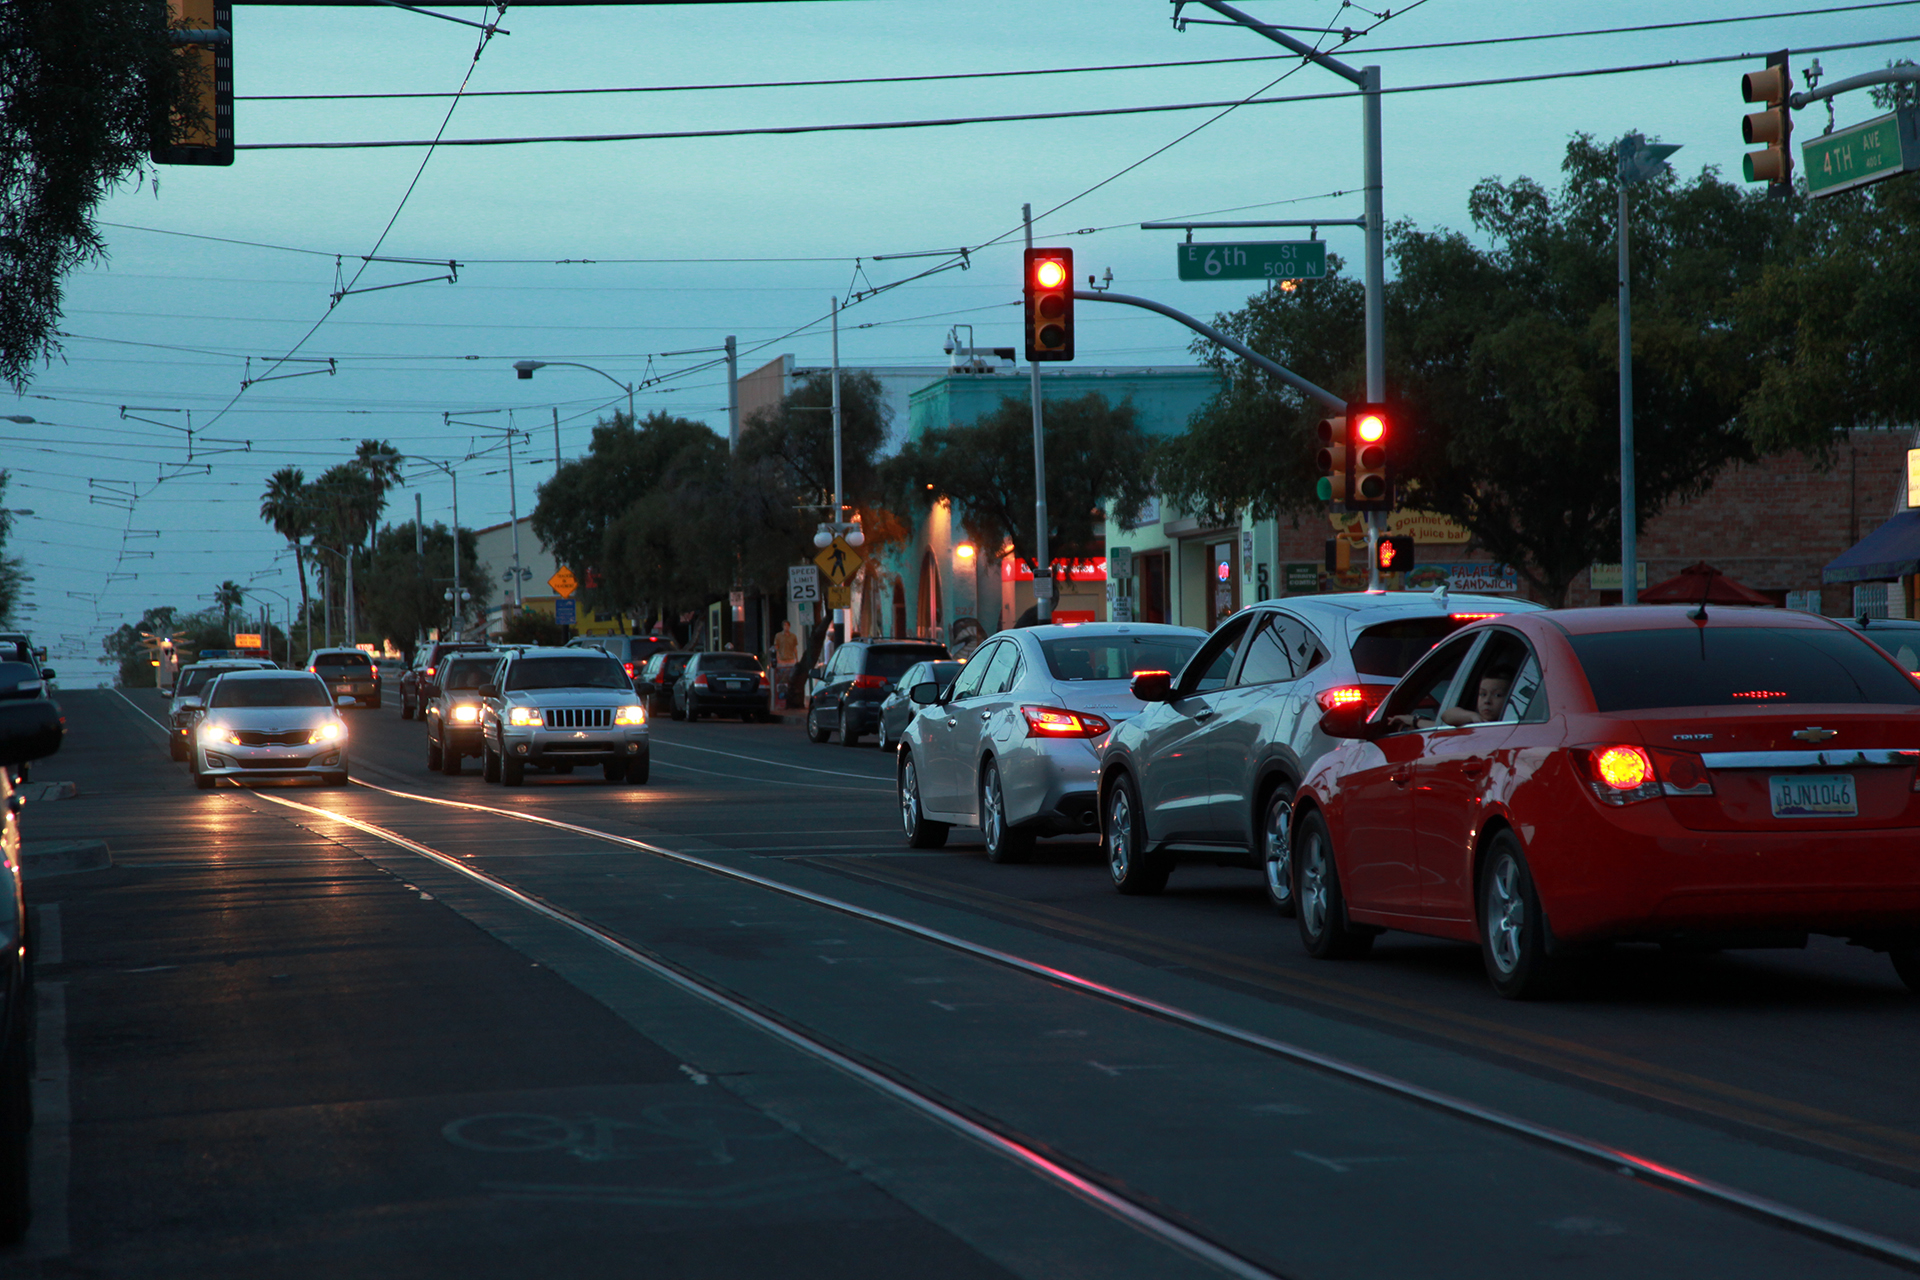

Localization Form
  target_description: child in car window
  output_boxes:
[1440,664,1514,727]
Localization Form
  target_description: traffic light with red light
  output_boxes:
[1024,248,1074,361]
[1348,403,1391,512]
[1315,413,1348,504]
[152,0,234,166]
[1376,534,1413,574]
[1741,51,1792,193]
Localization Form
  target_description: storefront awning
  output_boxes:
[1823,510,1920,584]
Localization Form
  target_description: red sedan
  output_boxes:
[1292,607,1920,998]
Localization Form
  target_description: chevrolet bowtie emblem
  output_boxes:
[1793,727,1838,743]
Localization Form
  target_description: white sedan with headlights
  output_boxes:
[479,647,650,786]
[895,623,1205,860]
[190,669,350,790]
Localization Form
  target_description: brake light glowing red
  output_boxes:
[1594,745,1651,790]
[624,662,635,678]
[1449,612,1503,621]
[426,666,436,678]
[1732,689,1788,700]
[758,671,770,688]
[1021,706,1111,738]
[1314,685,1386,713]
[851,675,888,690]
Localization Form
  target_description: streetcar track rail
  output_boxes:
[108,690,1920,1271]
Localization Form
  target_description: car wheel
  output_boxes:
[483,741,501,783]
[602,760,624,782]
[1480,831,1559,999]
[982,761,1034,864]
[806,706,829,745]
[1891,947,1920,994]
[628,751,650,784]
[898,752,948,849]
[1294,809,1372,959]
[840,707,862,747]
[439,736,461,776]
[368,695,381,710]
[875,720,890,751]
[501,754,525,786]
[1260,783,1298,917]
[686,696,702,722]
[669,695,686,722]
[1105,774,1168,895]
[192,756,214,791]
[401,696,413,721]
[426,732,443,771]
[169,736,185,762]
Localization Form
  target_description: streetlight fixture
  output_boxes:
[1,416,34,425]
[1616,131,1681,607]
[411,456,466,640]
[513,360,634,422]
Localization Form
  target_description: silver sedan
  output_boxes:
[191,670,349,790]
[895,623,1204,861]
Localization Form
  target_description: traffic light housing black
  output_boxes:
[152,0,234,166]
[1324,538,1351,574]
[1024,248,1074,361]
[1348,403,1391,512]
[1741,51,1792,193]
[1315,413,1348,504]
[1376,534,1414,574]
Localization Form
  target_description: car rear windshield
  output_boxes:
[699,654,763,674]
[505,656,630,691]
[1041,635,1203,681]
[209,677,331,708]
[1568,626,1920,712]
[1350,617,1467,678]
[0,662,41,695]
[442,660,497,691]
[313,652,372,669]
[863,646,948,680]
[177,667,242,697]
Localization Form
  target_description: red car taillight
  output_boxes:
[694,674,709,688]
[1649,747,1715,797]
[757,671,771,688]
[1314,684,1388,714]
[426,665,436,678]
[1021,706,1111,738]
[624,662,635,678]
[370,664,379,679]
[851,675,888,690]
[1577,745,1662,806]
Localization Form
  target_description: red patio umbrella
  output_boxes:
[1638,562,1775,606]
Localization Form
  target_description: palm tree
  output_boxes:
[214,581,245,638]
[354,439,405,525]
[312,463,380,644]
[260,467,314,647]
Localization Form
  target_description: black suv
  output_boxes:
[635,650,694,715]
[806,640,950,746]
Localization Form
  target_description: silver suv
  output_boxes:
[479,647,650,786]
[1098,589,1542,904]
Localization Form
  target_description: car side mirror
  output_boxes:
[1318,701,1386,740]
[0,701,63,766]
[479,683,499,699]
[909,681,940,706]
[810,665,825,680]
[1129,670,1173,703]
[39,668,54,681]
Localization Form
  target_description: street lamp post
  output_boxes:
[513,360,633,423]
[412,457,464,640]
[249,585,293,664]
[1617,131,1681,607]
[310,542,352,648]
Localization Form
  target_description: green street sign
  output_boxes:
[1177,241,1327,282]
[1802,108,1920,198]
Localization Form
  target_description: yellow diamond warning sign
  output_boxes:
[813,537,863,586]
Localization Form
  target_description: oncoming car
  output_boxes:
[1293,607,1920,998]
[166,659,276,761]
[190,670,349,790]
[480,648,650,786]
[425,651,500,775]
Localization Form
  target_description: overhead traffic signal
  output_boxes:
[1024,248,1074,361]
[1315,413,1348,504]
[1376,534,1413,574]
[1741,51,1792,193]
[1348,403,1392,512]
[152,0,234,165]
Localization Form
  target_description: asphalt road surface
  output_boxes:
[5,684,1919,1279]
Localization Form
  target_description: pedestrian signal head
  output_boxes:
[1376,534,1413,573]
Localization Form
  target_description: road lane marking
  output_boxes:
[244,789,1287,1280]
[654,759,890,793]
[651,738,894,782]
[258,779,1920,1270]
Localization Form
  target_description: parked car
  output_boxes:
[165,658,276,761]
[1097,590,1542,904]
[673,652,774,722]
[566,634,677,684]
[0,691,63,1242]
[634,650,694,716]
[1838,616,1920,677]
[400,640,494,719]
[0,661,56,785]
[1293,606,1920,998]
[896,624,1205,859]
[806,640,950,745]
[306,647,381,709]
[425,651,503,775]
[190,669,350,790]
[479,647,650,785]
[876,659,963,750]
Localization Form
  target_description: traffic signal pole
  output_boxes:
[1025,204,1052,624]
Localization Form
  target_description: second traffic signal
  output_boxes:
[1024,248,1074,361]
[1741,51,1792,193]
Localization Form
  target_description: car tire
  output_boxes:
[1260,783,1298,918]
[1294,809,1373,959]
[192,758,214,791]
[686,696,702,722]
[323,771,349,788]
[875,720,890,751]
[426,732,442,771]
[1105,774,1169,895]
[603,760,624,782]
[368,695,381,710]
[670,698,686,722]
[483,742,501,783]
[401,696,413,721]
[169,736,185,762]
[840,711,862,747]
[501,754,525,786]
[628,751,650,784]
[1891,947,1920,993]
[898,752,949,849]
[439,736,461,776]
[806,706,830,745]
[982,761,1034,864]
[1480,831,1559,999]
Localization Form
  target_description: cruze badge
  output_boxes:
[1672,733,1713,741]
[1793,727,1839,743]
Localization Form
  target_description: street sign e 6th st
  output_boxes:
[1177,241,1327,282]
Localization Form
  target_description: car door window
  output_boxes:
[992,645,1025,694]
[967,643,1020,699]
[946,644,998,701]
[1179,615,1253,695]
[1448,631,1546,725]
[1381,634,1478,731]
[1236,612,1322,685]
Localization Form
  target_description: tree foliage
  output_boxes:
[356,520,486,662]
[0,472,26,626]
[1159,135,1798,605]
[1,0,202,388]
[881,391,1154,574]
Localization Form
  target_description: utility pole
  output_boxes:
[415,492,424,569]
[507,429,522,611]
[1025,202,1051,623]
[1616,132,1680,606]
[725,334,740,454]
[552,406,561,480]
[830,299,845,641]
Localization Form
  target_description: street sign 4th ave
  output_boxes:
[1177,240,1327,282]
[1803,108,1920,198]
